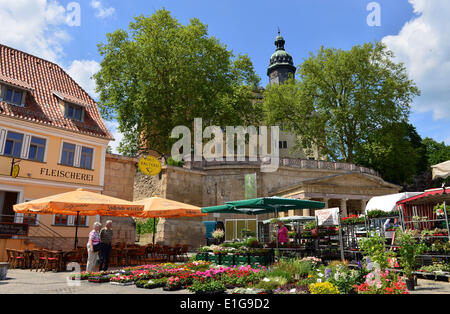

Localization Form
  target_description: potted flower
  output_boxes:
[395,229,427,290]
[164,276,183,291]
[187,279,226,295]
[212,229,225,244]
[110,274,134,286]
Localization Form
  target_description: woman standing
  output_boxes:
[277,221,288,245]
[86,222,102,272]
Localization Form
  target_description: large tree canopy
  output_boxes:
[354,122,427,186]
[263,42,420,163]
[95,9,261,156]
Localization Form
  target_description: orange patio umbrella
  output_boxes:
[133,197,207,246]
[13,188,144,249]
[133,197,207,218]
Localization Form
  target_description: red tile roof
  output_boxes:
[0,44,113,140]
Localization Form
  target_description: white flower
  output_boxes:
[263,277,271,282]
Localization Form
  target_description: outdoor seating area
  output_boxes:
[5,243,191,272]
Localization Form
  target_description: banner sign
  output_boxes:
[315,207,340,226]
[0,222,29,236]
[244,173,257,199]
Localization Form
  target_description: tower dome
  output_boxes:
[267,31,296,85]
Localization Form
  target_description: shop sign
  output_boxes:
[315,208,340,226]
[138,156,162,176]
[0,222,29,237]
[39,168,95,182]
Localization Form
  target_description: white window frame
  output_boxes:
[60,140,96,170]
[0,127,49,162]
[52,214,89,227]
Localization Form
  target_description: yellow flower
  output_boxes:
[309,282,340,294]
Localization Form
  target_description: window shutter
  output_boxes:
[0,128,6,155]
[74,145,81,167]
[21,134,31,159]
[68,215,75,226]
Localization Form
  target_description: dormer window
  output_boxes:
[64,103,84,121]
[1,85,26,106]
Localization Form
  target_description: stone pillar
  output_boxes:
[303,208,311,217]
[361,199,368,215]
[340,199,348,217]
[322,198,329,209]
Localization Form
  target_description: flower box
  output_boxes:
[88,276,111,283]
[110,280,134,286]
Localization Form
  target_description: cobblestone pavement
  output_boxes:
[1,270,449,294]
[0,269,190,294]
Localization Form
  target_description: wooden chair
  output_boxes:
[162,246,176,262]
[133,246,148,265]
[30,249,46,272]
[180,245,190,262]
[6,249,16,269]
[42,250,60,272]
[10,249,26,269]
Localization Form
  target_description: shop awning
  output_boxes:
[132,197,207,218]
[396,188,450,206]
[365,192,422,214]
[431,160,450,180]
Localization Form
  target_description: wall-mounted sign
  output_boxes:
[39,168,94,182]
[138,156,162,176]
[0,222,29,237]
[11,164,20,178]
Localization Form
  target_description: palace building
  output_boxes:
[0,44,120,249]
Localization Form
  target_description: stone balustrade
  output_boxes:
[182,156,381,178]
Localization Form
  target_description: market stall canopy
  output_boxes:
[262,216,316,224]
[202,197,326,215]
[396,188,450,206]
[13,188,144,217]
[431,160,450,180]
[132,197,207,218]
[365,192,422,214]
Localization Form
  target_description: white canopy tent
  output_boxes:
[365,192,422,214]
[431,160,450,180]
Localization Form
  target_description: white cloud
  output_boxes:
[383,0,450,120]
[0,0,73,62]
[105,120,123,153]
[90,0,115,19]
[66,59,101,100]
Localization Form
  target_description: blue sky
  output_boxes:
[1,0,449,151]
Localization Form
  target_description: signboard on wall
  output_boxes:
[0,222,29,237]
[315,208,340,226]
[138,156,162,176]
[244,173,257,199]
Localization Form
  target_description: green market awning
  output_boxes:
[201,197,326,215]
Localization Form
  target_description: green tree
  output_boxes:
[263,42,420,163]
[95,9,261,157]
[354,122,426,186]
[422,137,450,167]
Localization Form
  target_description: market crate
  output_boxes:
[195,253,209,261]
[235,255,250,265]
[208,254,220,264]
[249,255,268,267]
[221,254,234,265]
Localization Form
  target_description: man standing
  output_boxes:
[99,220,113,271]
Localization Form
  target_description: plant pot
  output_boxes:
[405,278,415,291]
[0,263,8,281]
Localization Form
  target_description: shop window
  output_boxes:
[3,131,23,158]
[61,142,76,166]
[80,146,93,169]
[28,136,46,162]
